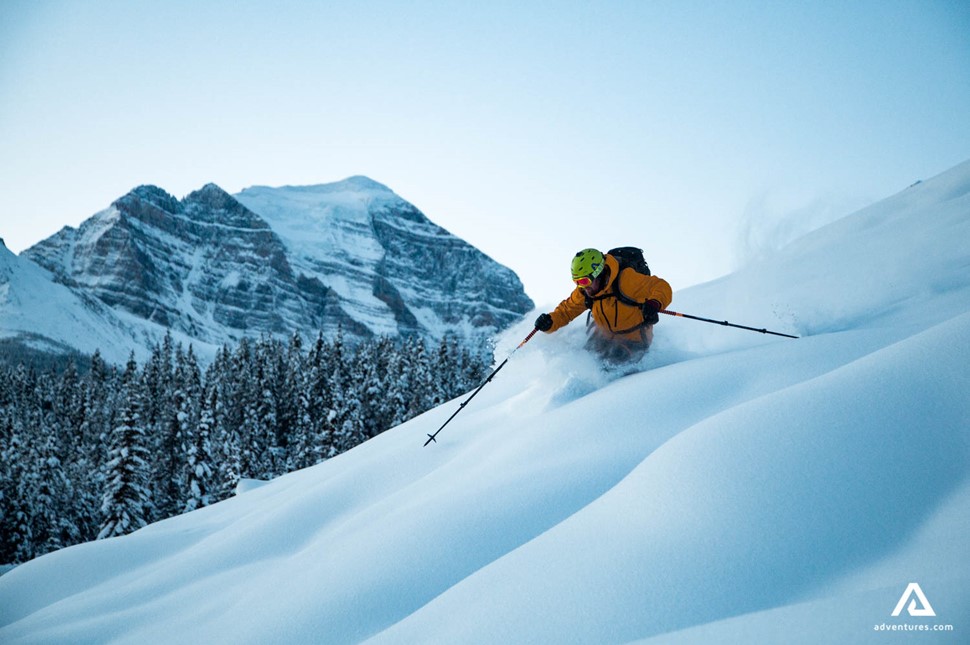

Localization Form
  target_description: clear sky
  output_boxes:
[1,0,968,307]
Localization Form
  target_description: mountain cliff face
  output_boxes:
[18,178,533,360]
[234,177,533,337]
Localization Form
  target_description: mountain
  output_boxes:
[234,177,532,336]
[13,178,532,362]
[2,159,968,643]
[0,239,139,365]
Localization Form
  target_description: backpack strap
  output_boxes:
[585,269,651,334]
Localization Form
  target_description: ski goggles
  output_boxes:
[573,275,594,288]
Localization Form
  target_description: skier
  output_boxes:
[534,248,673,364]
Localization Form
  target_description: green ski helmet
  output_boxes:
[570,248,605,285]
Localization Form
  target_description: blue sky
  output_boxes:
[1,0,968,306]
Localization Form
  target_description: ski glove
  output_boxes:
[535,313,554,332]
[641,299,662,326]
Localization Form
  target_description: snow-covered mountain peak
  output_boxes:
[234,177,532,338]
[185,182,239,205]
[236,175,405,226]
[181,183,270,229]
[322,174,395,194]
[117,184,182,213]
[10,177,532,363]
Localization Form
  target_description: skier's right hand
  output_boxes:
[535,313,553,332]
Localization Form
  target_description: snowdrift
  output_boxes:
[2,161,969,644]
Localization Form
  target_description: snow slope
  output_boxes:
[2,160,969,643]
[0,239,151,364]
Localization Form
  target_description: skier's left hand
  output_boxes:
[641,299,661,325]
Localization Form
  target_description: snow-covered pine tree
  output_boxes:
[183,384,215,513]
[0,412,13,561]
[0,415,34,563]
[211,345,244,500]
[82,350,112,448]
[405,337,433,416]
[287,336,319,470]
[432,335,460,406]
[254,338,282,477]
[231,338,262,480]
[275,333,304,462]
[28,430,78,555]
[305,332,336,462]
[54,361,84,453]
[143,335,177,521]
[7,367,78,558]
[332,355,366,454]
[74,350,113,541]
[382,346,411,429]
[170,345,203,512]
[357,339,389,439]
[99,354,152,540]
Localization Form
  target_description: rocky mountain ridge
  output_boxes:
[4,178,533,363]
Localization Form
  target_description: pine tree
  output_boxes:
[287,337,318,470]
[383,346,411,429]
[305,332,336,463]
[218,421,243,499]
[7,367,79,558]
[289,374,317,469]
[22,372,55,553]
[211,346,243,500]
[99,355,152,540]
[184,385,215,513]
[29,431,78,555]
[254,339,281,477]
[0,415,34,563]
[169,345,203,512]
[357,339,388,438]
[274,333,303,461]
[432,335,458,405]
[406,337,433,417]
[332,355,366,454]
[55,360,85,450]
[231,338,261,479]
[143,336,177,521]
[74,350,112,541]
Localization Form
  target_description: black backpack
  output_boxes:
[584,247,652,310]
[607,246,651,278]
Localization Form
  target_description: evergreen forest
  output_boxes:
[0,331,490,565]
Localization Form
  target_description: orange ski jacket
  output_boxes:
[545,253,673,344]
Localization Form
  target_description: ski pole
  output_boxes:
[660,309,799,339]
[424,327,539,446]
